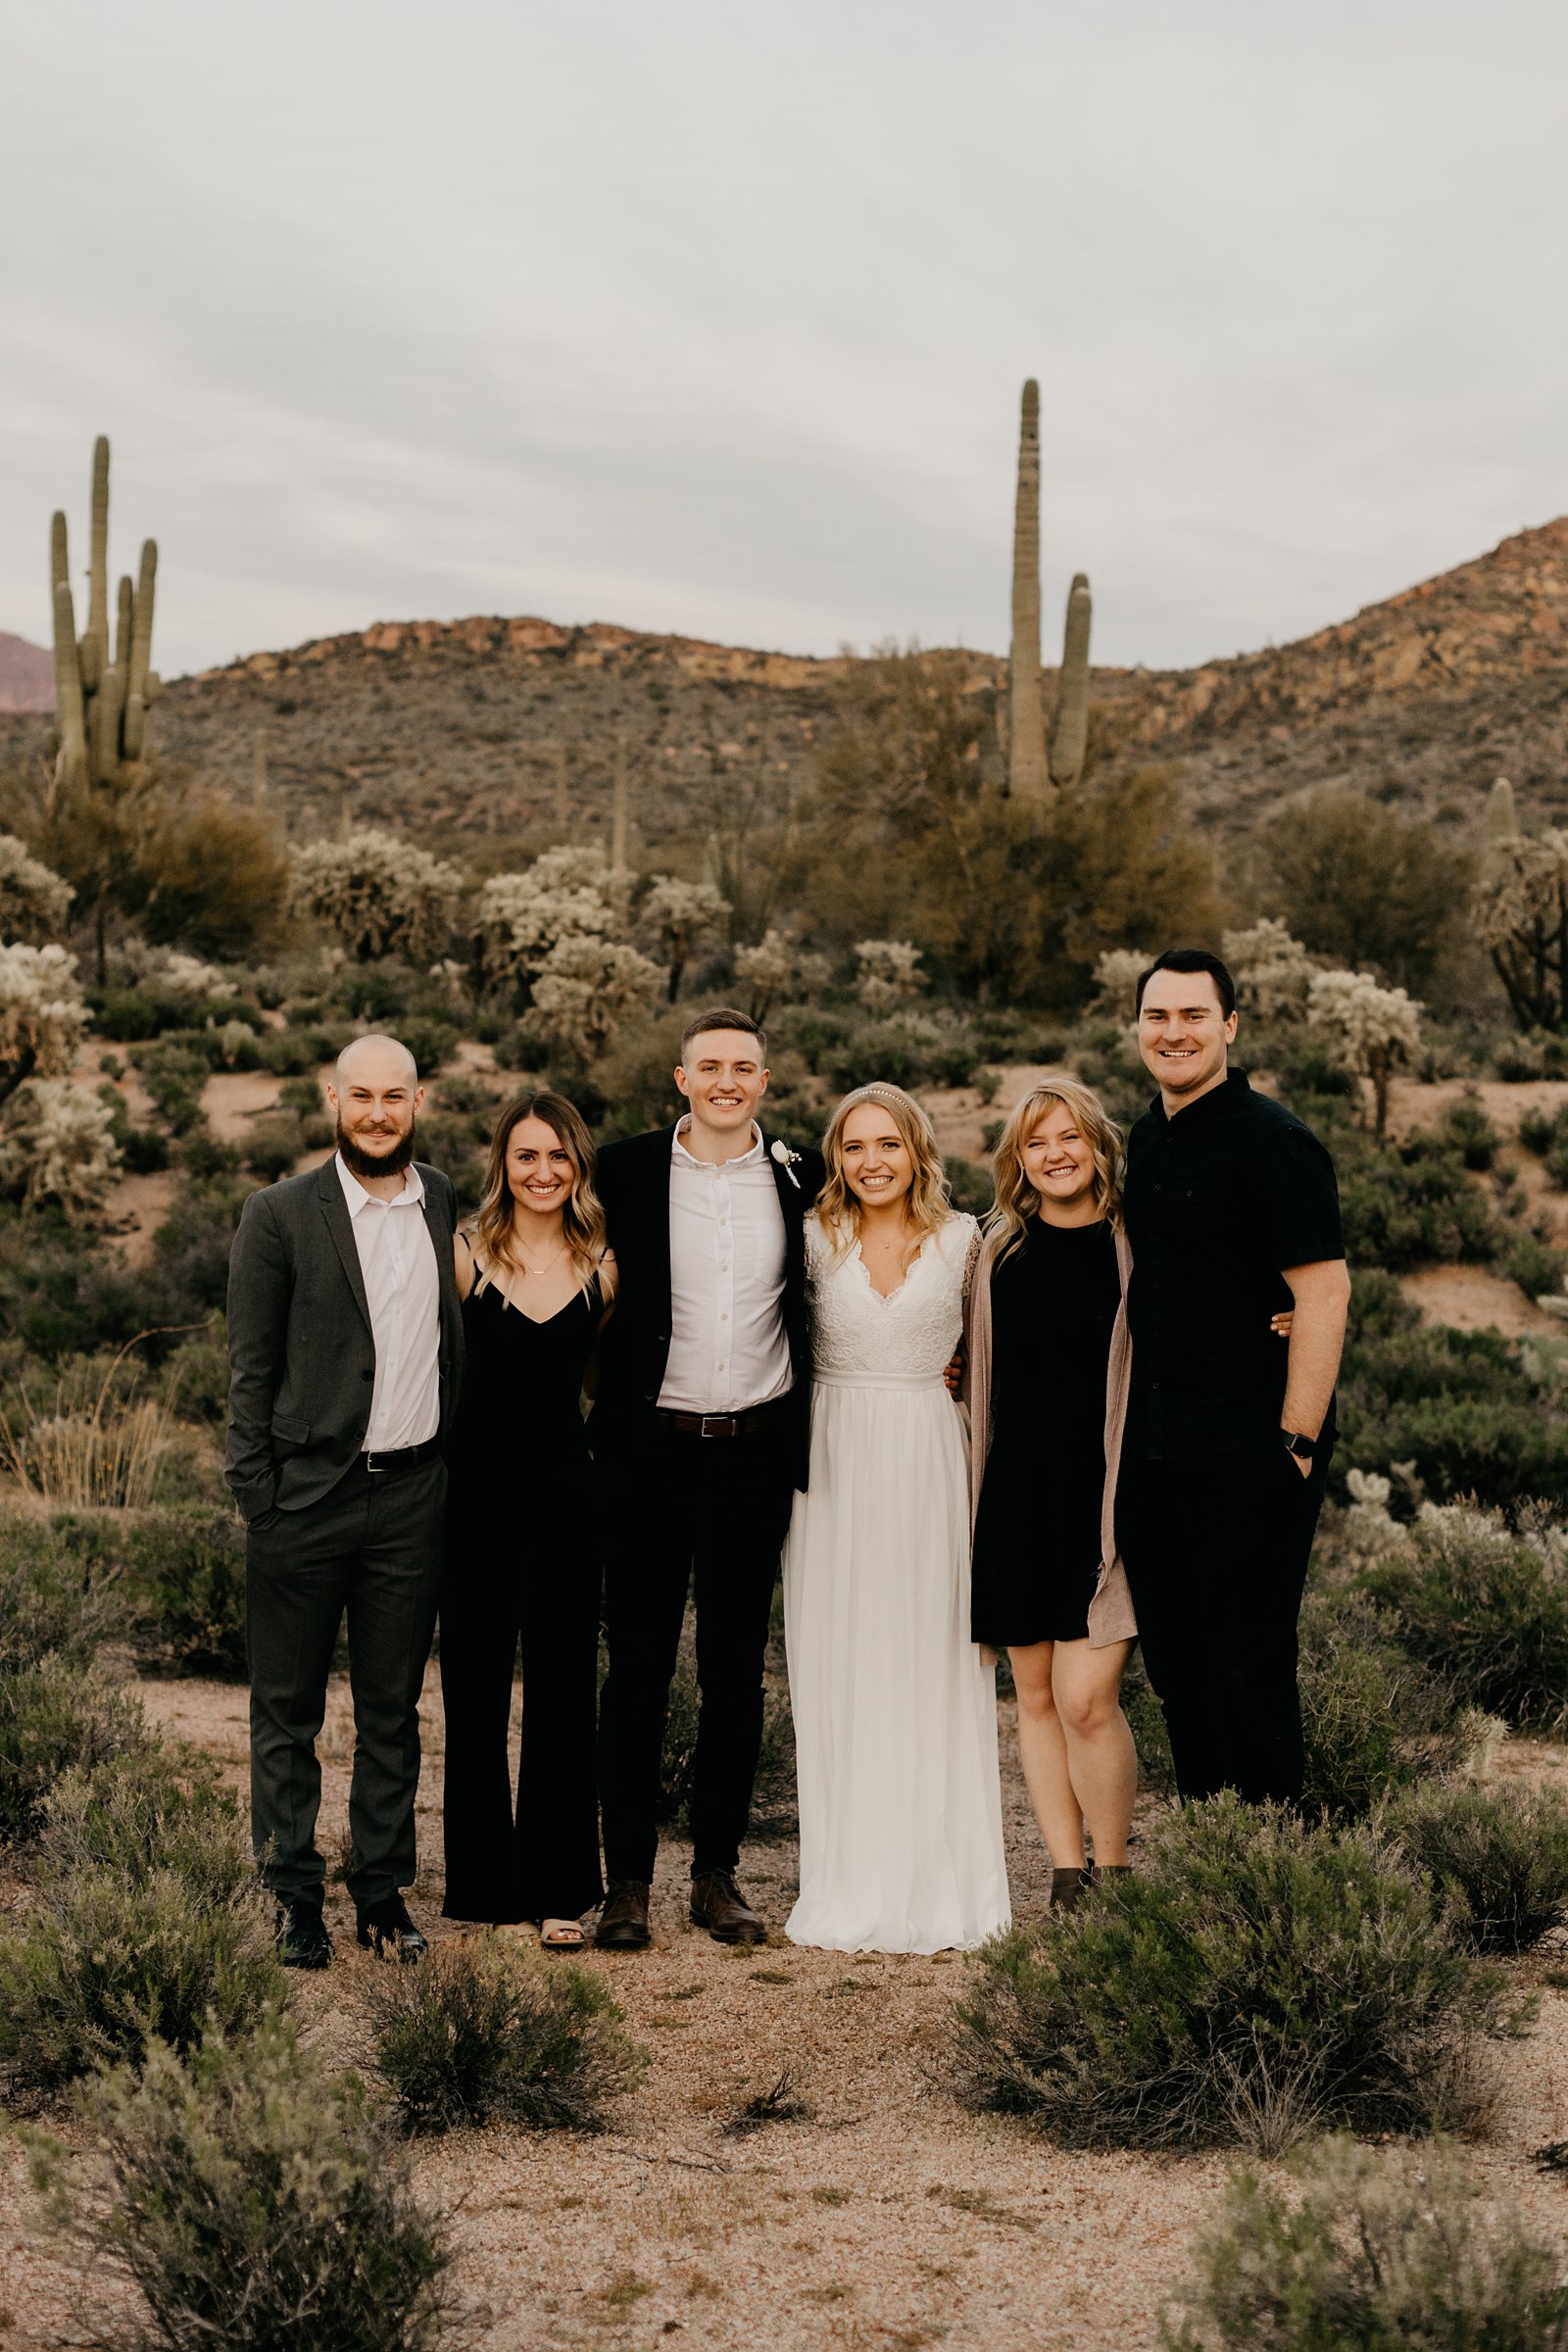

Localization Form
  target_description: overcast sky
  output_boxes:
[3,1,1564,678]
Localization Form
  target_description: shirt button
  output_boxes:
[720,1311,729,1321]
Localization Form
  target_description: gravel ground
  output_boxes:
[5,1676,1568,2350]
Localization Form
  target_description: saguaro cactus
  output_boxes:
[1049,571,1093,789]
[1481,775,1519,885]
[1007,380,1049,808]
[48,436,161,804]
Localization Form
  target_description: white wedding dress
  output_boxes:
[782,1211,1010,1953]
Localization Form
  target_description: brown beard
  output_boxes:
[337,1119,416,1179]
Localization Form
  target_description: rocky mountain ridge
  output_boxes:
[2,517,1563,848]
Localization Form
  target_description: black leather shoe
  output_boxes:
[1048,1865,1092,1913]
[356,1895,427,1964]
[274,1898,331,1970]
[595,1881,652,1950]
[690,1870,763,1943]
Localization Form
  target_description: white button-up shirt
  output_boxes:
[657,1119,791,1414]
[334,1152,441,1452]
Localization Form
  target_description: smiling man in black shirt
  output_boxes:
[1116,947,1350,1806]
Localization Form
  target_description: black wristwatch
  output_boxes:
[1281,1428,1317,1461]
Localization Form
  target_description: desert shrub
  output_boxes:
[25,2012,453,2352]
[0,1760,282,2091]
[954,1795,1506,2152]
[0,1507,126,1671]
[37,1745,247,1897]
[240,1111,305,1184]
[1434,1091,1500,1170]
[1361,1500,1568,1731]
[1335,1129,1497,1271]
[1337,1315,1568,1510]
[1502,1226,1568,1299]
[258,1024,342,1077]
[368,1936,645,2134]
[0,1656,150,1845]
[132,1039,211,1132]
[1383,1778,1568,1955]
[1163,2132,1568,2352]
[121,1507,249,1679]
[945,1155,994,1217]
[133,800,291,959]
[0,1352,184,1510]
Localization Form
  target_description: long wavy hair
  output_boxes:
[816,1082,953,1264]
[986,1079,1123,1266]
[466,1090,608,1298]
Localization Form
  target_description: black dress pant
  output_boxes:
[597,1406,796,1886]
[246,1455,445,1909]
[1116,1433,1331,1806]
[438,1467,604,1925]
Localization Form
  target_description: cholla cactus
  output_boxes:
[1307,966,1422,1136]
[0,1078,121,1219]
[640,876,731,1003]
[855,939,927,1016]
[158,950,233,1005]
[531,937,662,1058]
[1474,825,1568,1032]
[215,1017,258,1066]
[288,826,464,963]
[1091,945,1151,1017]
[0,836,74,944]
[0,942,86,1111]
[1222,918,1315,1024]
[474,851,618,1002]
[733,929,831,1024]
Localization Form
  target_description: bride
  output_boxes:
[782,1082,1009,1953]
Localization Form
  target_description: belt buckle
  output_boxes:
[365,1450,388,1475]
[699,1411,735,1439]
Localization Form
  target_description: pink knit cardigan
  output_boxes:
[959,1220,1138,1648]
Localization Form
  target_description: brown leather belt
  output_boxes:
[653,1400,787,1441]
[362,1437,443,1476]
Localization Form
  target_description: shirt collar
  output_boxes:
[1149,1066,1253,1132]
[671,1116,765,1170]
[334,1150,425,1215]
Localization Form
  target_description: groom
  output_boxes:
[591,1009,824,1948]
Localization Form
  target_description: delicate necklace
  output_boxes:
[513,1236,570,1277]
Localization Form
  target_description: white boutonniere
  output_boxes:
[770,1138,802,1189]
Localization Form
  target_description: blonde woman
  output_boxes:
[440,1091,614,1949]
[782,1083,1008,1954]
[963,1081,1291,1908]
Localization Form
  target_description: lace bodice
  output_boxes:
[806,1212,978,1378]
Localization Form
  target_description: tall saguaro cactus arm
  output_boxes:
[51,572,88,797]
[86,435,111,682]
[1049,571,1093,789]
[122,538,158,760]
[1007,379,1048,808]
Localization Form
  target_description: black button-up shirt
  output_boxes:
[1122,1067,1344,1460]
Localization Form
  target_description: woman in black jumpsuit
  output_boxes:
[440,1091,612,1945]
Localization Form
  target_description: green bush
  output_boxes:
[0,1754,282,2091]
[954,1795,1506,2153]
[133,1040,215,1133]
[1501,1227,1567,1300]
[0,1507,126,1672]
[26,2013,453,2352]
[1383,1778,1568,1954]
[1361,1500,1568,1731]
[1164,2132,1568,2352]
[1338,1308,1568,1511]
[1335,1128,1498,1272]
[0,1655,150,1845]
[368,1936,645,2133]
[1433,1092,1499,1171]
[122,1507,249,1679]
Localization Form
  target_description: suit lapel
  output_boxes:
[318,1157,372,1338]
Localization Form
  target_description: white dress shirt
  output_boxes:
[334,1152,442,1451]
[658,1119,792,1414]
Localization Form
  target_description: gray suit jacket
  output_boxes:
[223,1155,466,1523]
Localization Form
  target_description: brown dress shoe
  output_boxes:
[595,1881,652,1950]
[690,1870,763,1943]
[1047,1865,1092,1913]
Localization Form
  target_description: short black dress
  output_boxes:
[970,1217,1121,1647]
[439,1268,606,1925]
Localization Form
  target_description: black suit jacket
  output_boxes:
[591,1124,825,1491]
[223,1155,466,1523]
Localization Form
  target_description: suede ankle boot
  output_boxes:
[1048,1865,1092,1912]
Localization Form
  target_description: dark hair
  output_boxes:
[679,1007,767,1059]
[1134,949,1237,1021]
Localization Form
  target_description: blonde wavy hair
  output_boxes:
[466,1090,608,1298]
[817,1083,954,1264]
[986,1078,1123,1266]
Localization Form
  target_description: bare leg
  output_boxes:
[1008,1642,1087,1868]
[1050,1639,1137,1867]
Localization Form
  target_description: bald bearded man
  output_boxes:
[225,1033,465,1967]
